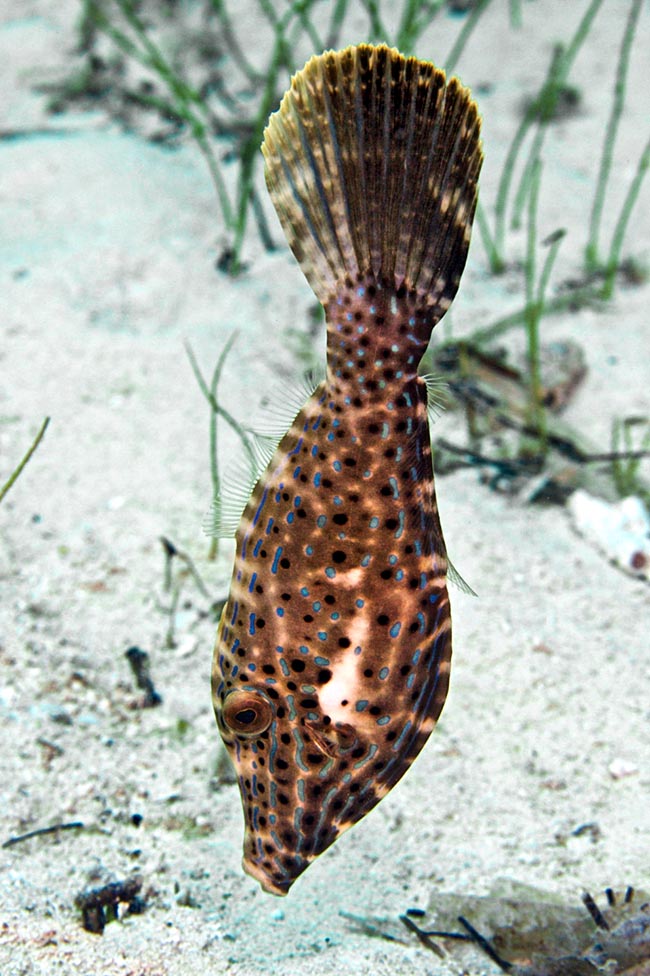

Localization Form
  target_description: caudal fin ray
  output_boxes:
[263,45,483,318]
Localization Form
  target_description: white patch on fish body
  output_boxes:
[334,567,364,588]
[319,650,362,724]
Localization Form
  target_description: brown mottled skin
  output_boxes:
[211,46,482,895]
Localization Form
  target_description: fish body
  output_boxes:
[211,45,482,895]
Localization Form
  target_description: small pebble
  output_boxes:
[609,757,639,780]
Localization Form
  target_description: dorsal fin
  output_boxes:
[420,371,448,422]
[249,367,325,439]
[205,370,324,538]
[262,44,482,314]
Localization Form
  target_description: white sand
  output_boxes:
[1,1,649,973]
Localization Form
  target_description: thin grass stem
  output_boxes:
[184,340,256,473]
[210,333,239,503]
[395,0,423,53]
[585,0,643,272]
[466,284,599,349]
[286,0,323,52]
[489,0,603,265]
[444,0,494,76]
[256,0,282,28]
[509,0,522,28]
[517,0,605,212]
[0,417,50,505]
[610,418,650,500]
[194,129,235,230]
[209,0,263,83]
[498,42,565,238]
[601,132,650,299]
[324,0,349,47]
[396,0,445,53]
[537,229,566,305]
[185,336,257,558]
[231,28,290,272]
[89,0,235,229]
[525,159,540,303]
[360,0,389,44]
[249,185,277,253]
[492,105,538,268]
[510,123,545,231]
[475,200,504,274]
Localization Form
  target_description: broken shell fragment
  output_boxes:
[567,490,650,580]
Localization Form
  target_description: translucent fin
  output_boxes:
[249,367,325,439]
[204,370,324,539]
[204,452,258,539]
[421,372,448,422]
[447,559,477,597]
[262,44,483,313]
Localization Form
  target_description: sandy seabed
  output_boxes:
[1,1,649,974]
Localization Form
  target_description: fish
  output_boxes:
[211,43,483,896]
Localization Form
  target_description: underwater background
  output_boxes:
[1,0,649,972]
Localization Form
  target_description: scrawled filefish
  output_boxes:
[211,44,482,895]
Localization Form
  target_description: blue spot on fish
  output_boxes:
[271,547,283,574]
[252,488,269,527]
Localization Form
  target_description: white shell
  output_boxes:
[567,490,650,580]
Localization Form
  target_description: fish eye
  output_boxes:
[222,689,273,737]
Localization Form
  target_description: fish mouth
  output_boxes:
[304,718,358,757]
[242,856,298,897]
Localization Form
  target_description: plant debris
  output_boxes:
[404,881,650,974]
[2,821,84,850]
[125,645,163,708]
[75,876,145,934]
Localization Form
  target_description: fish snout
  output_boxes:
[242,848,311,897]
